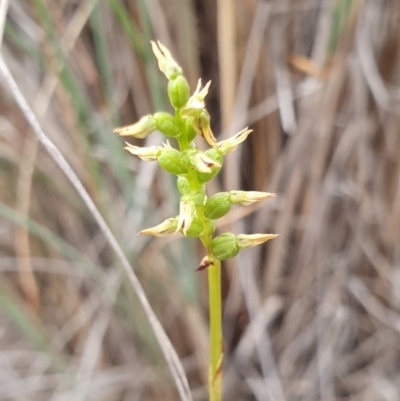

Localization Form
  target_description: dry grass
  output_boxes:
[1,0,400,400]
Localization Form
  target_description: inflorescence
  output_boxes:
[114,41,277,266]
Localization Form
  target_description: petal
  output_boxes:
[138,217,178,237]
[237,233,279,249]
[214,128,253,154]
[229,191,276,206]
[114,115,157,138]
[124,143,161,161]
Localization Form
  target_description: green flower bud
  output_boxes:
[154,112,181,138]
[168,76,190,109]
[183,117,197,143]
[211,233,239,260]
[182,214,203,237]
[177,177,190,195]
[158,148,188,175]
[197,149,223,183]
[204,192,231,219]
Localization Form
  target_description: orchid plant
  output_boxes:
[115,41,277,401]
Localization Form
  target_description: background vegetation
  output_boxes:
[1,0,400,400]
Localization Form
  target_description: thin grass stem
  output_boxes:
[0,55,192,401]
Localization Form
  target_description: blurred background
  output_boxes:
[1,0,400,400]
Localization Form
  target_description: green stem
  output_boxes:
[176,112,223,400]
[208,257,222,401]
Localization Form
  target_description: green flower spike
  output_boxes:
[114,115,157,138]
[117,42,278,401]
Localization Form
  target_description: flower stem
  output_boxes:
[177,112,223,400]
[208,257,222,401]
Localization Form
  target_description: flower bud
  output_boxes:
[177,177,190,195]
[157,145,188,175]
[177,197,196,236]
[138,217,177,237]
[237,233,279,249]
[151,41,183,80]
[197,149,223,184]
[182,214,203,237]
[229,191,276,206]
[124,143,161,161]
[114,115,157,138]
[154,112,181,138]
[168,76,190,109]
[204,192,231,219]
[214,128,252,155]
[211,233,239,260]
